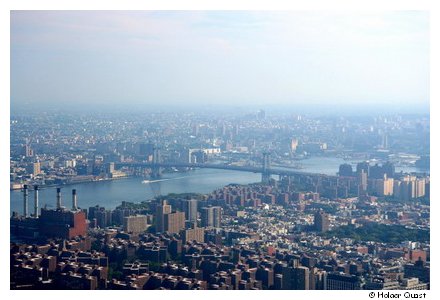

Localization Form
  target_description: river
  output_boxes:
[10,156,428,215]
[10,168,261,214]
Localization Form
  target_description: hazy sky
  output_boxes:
[11,11,429,111]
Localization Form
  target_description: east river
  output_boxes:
[10,156,428,215]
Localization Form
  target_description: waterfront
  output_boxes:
[10,156,429,215]
[10,168,261,214]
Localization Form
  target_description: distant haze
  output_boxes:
[11,11,429,112]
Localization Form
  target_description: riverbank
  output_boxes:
[10,175,134,191]
[10,168,262,214]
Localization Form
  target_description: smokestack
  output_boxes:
[56,187,62,209]
[72,189,78,210]
[23,185,28,217]
[34,185,39,217]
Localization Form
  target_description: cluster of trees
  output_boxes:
[156,192,203,200]
[116,201,150,210]
[325,223,429,243]
[115,193,204,211]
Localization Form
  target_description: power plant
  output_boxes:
[56,187,62,209]
[23,184,28,218]
[33,185,39,217]
[11,186,88,241]
[72,189,78,210]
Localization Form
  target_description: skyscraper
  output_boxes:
[326,273,362,290]
[164,211,186,234]
[212,206,222,228]
[358,170,368,194]
[123,215,148,234]
[182,199,198,224]
[155,200,171,233]
[282,265,310,290]
[376,175,394,196]
[314,211,330,232]
[33,162,41,176]
[201,206,222,228]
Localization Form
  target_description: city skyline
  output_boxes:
[9,109,431,289]
[8,8,431,293]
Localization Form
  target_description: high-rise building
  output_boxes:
[382,133,389,149]
[201,207,212,227]
[282,266,310,289]
[358,170,368,194]
[182,199,198,224]
[87,205,112,228]
[155,200,171,233]
[201,206,222,228]
[33,162,41,176]
[326,272,362,290]
[256,267,274,289]
[165,211,185,234]
[181,226,205,243]
[401,178,416,201]
[212,207,222,228]
[95,209,112,228]
[123,215,148,234]
[154,200,185,234]
[415,178,426,198]
[376,175,394,196]
[314,211,330,232]
[395,176,426,200]
[393,180,402,199]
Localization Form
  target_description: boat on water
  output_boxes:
[142,178,168,184]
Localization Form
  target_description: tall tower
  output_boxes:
[282,266,310,290]
[72,189,78,210]
[56,188,62,209]
[212,206,222,228]
[183,199,198,225]
[155,199,171,232]
[262,152,271,184]
[34,185,39,217]
[382,133,388,149]
[358,170,368,195]
[151,146,162,179]
[201,206,222,228]
[23,185,29,218]
[314,210,330,232]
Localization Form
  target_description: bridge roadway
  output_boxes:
[114,162,334,178]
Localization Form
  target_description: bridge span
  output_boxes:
[114,161,335,180]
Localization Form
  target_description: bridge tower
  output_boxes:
[151,146,162,179]
[261,152,271,184]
